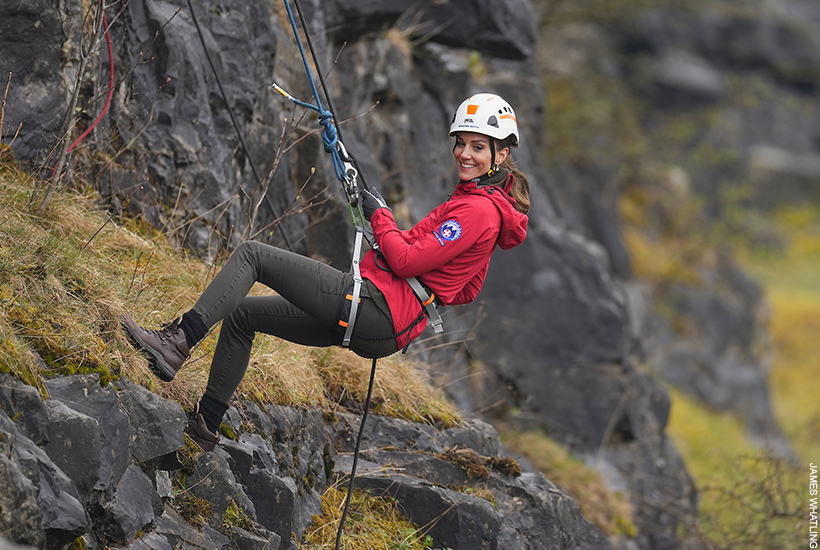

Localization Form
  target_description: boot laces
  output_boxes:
[151,319,181,342]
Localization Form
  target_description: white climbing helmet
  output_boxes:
[449,93,519,147]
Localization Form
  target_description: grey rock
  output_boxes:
[124,531,175,550]
[0,453,44,548]
[44,375,131,495]
[219,438,256,483]
[437,419,503,457]
[601,433,697,549]
[99,464,158,544]
[495,472,610,550]
[0,374,50,445]
[243,468,296,549]
[238,432,279,476]
[43,400,102,498]
[1,408,89,549]
[155,469,174,500]
[211,435,274,486]
[334,412,443,454]
[223,406,244,436]
[114,379,187,462]
[240,400,272,436]
[101,0,289,252]
[749,144,820,180]
[227,527,280,550]
[0,0,77,162]
[188,452,256,525]
[356,472,500,549]
[650,49,726,105]
[641,255,794,459]
[265,405,331,499]
[0,538,40,550]
[328,0,538,60]
[153,504,231,550]
[331,454,383,477]
[363,450,471,487]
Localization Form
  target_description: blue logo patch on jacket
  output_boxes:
[438,220,462,242]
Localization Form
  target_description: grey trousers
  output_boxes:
[191,241,399,403]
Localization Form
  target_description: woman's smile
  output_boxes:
[453,131,507,181]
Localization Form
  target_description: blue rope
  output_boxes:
[281,0,346,183]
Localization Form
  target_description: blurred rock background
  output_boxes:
[2,0,818,548]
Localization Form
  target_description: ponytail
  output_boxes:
[496,138,530,215]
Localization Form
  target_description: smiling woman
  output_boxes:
[123,93,530,451]
[450,94,531,216]
[454,132,507,181]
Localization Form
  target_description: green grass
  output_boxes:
[731,206,820,463]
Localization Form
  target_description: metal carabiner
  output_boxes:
[336,141,360,203]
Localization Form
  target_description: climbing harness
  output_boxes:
[406,277,444,334]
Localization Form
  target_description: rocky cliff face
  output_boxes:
[0,373,607,550]
[3,0,809,548]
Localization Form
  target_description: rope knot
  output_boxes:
[319,110,338,153]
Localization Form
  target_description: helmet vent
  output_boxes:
[487,115,499,128]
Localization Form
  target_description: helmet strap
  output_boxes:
[486,138,499,178]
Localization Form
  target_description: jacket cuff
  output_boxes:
[371,207,396,227]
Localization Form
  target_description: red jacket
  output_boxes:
[360,179,528,349]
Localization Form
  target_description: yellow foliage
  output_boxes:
[667,389,806,549]
[622,226,701,286]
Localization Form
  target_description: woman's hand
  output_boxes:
[360,187,391,221]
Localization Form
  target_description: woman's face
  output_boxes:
[453,132,508,181]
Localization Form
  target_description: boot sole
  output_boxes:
[123,321,177,382]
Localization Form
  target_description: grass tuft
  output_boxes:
[301,486,434,550]
[437,447,491,480]
[222,500,254,532]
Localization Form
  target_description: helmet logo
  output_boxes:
[466,104,478,115]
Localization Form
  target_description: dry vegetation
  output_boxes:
[499,426,637,538]
[0,156,461,429]
[301,486,435,550]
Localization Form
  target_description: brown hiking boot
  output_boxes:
[122,314,190,382]
[184,404,220,452]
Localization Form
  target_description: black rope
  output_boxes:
[186,0,293,249]
[335,357,378,550]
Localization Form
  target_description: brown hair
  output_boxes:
[497,138,530,215]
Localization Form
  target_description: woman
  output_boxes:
[123,93,529,450]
